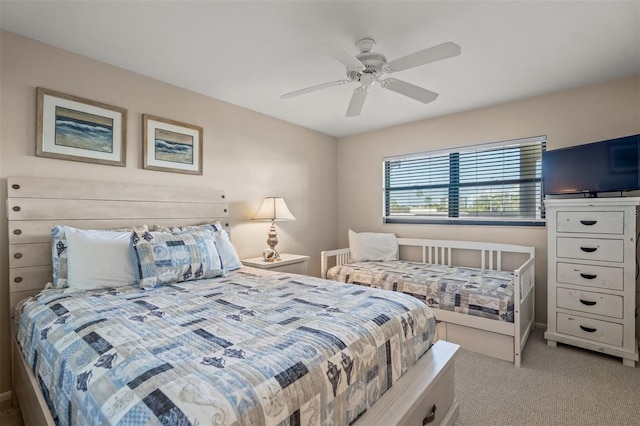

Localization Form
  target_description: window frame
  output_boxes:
[383,136,547,226]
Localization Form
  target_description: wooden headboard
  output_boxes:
[7,176,229,320]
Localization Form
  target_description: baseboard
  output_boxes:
[535,321,547,331]
[0,391,11,403]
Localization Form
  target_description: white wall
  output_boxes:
[336,75,640,326]
[0,30,338,394]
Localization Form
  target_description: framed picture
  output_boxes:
[36,87,127,166]
[143,114,203,175]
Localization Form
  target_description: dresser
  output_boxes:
[544,197,640,366]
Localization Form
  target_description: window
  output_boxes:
[383,136,546,226]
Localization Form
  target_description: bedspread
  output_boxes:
[15,267,435,426]
[327,261,515,322]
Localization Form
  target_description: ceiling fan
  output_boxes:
[281,38,461,117]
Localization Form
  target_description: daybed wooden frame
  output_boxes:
[321,238,536,367]
[8,176,460,426]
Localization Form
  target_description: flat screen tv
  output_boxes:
[543,134,640,196]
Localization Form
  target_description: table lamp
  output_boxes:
[251,197,295,261]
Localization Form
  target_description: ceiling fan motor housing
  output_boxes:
[345,38,387,81]
[356,52,387,74]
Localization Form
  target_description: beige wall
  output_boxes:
[0,31,338,394]
[336,75,640,327]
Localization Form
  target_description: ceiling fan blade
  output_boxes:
[326,43,365,71]
[381,78,439,103]
[281,79,351,99]
[386,41,461,72]
[346,87,368,117]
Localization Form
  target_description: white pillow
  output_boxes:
[213,229,242,271]
[348,229,399,262]
[64,226,136,290]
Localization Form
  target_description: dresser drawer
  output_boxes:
[556,262,624,290]
[556,287,623,318]
[557,312,623,346]
[556,237,624,262]
[556,211,624,234]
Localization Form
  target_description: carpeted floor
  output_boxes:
[1,327,638,425]
[0,400,23,426]
[454,327,640,425]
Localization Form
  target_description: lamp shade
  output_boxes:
[251,197,296,221]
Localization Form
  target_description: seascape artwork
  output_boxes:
[54,106,114,153]
[154,128,194,164]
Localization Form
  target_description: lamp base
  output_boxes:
[264,221,281,261]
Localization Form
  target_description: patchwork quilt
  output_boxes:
[327,261,515,322]
[16,268,435,426]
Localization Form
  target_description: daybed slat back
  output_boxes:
[397,238,531,271]
[337,251,350,266]
[7,176,229,323]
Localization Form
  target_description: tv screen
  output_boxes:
[543,134,640,196]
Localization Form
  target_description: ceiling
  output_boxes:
[1,1,639,138]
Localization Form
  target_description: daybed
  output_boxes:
[8,177,460,426]
[321,236,535,367]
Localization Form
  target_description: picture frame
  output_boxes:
[142,114,203,175]
[36,87,127,166]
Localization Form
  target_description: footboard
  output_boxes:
[321,237,536,367]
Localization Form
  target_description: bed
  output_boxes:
[321,234,535,367]
[8,176,460,426]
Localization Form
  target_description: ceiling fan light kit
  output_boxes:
[281,38,461,117]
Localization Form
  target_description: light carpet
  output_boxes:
[454,327,640,425]
[0,400,23,426]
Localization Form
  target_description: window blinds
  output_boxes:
[384,136,546,225]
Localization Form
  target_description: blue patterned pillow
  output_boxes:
[130,229,224,290]
[50,225,69,289]
[154,222,242,271]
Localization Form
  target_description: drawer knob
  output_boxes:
[12,206,21,212]
[580,220,597,226]
[13,229,22,235]
[579,273,597,280]
[579,325,597,333]
[580,246,597,253]
[423,404,437,425]
[579,299,597,306]
[11,184,20,190]
[13,253,22,259]
[14,277,23,283]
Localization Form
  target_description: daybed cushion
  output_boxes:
[130,229,224,289]
[327,260,516,322]
[16,268,436,425]
[348,229,399,262]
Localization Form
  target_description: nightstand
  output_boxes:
[241,253,309,275]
